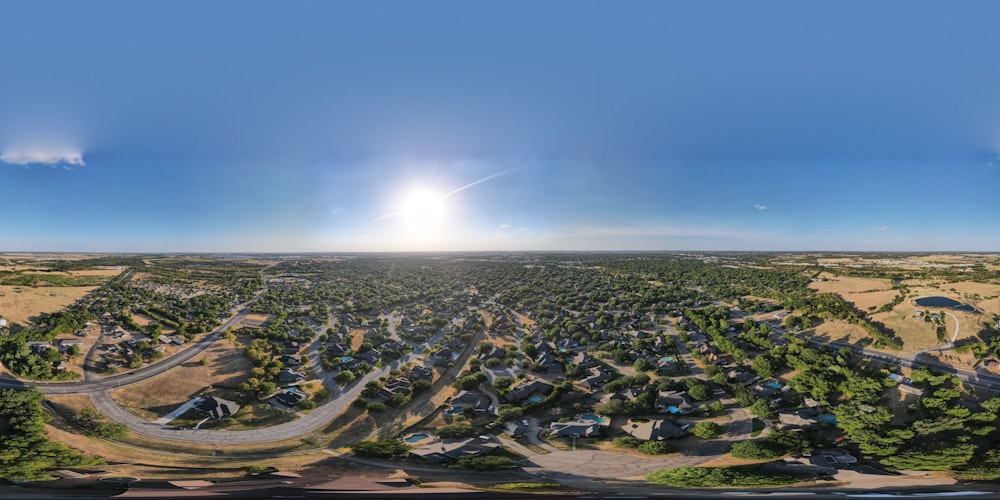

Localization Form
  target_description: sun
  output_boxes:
[399,189,446,231]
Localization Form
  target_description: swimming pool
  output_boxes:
[577,413,607,424]
[404,433,429,442]
[763,380,782,390]
[665,406,684,414]
[445,406,464,415]
[525,395,544,403]
[819,414,838,426]
[660,356,674,362]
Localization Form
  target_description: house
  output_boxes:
[503,421,531,437]
[327,343,349,357]
[571,352,598,369]
[358,349,381,365]
[450,390,492,412]
[57,338,84,352]
[277,368,305,385]
[430,347,456,366]
[609,387,644,402]
[277,355,301,366]
[583,368,613,391]
[656,390,693,414]
[409,438,499,463]
[26,341,51,354]
[777,408,822,429]
[533,352,558,372]
[282,341,301,354]
[549,420,601,438]
[506,380,555,404]
[273,389,307,408]
[625,418,685,441]
[377,377,413,400]
[195,396,241,419]
[410,365,434,381]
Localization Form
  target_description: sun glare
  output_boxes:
[399,189,446,231]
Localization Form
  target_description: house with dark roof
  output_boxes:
[503,421,531,437]
[410,365,434,381]
[409,438,499,463]
[583,368,613,391]
[195,396,240,419]
[451,390,492,412]
[655,390,693,414]
[278,368,305,385]
[327,343,349,357]
[506,380,555,404]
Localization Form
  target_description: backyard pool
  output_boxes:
[445,406,464,415]
[577,413,607,424]
[404,433,430,443]
[665,406,684,414]
[525,395,544,403]
[819,414,838,426]
[763,380,782,390]
[659,356,674,362]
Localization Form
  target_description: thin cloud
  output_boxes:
[1,150,85,166]
[815,228,831,233]
[499,224,513,230]
[753,204,769,211]
[870,225,892,232]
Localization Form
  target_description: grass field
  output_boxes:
[0,285,98,325]
[110,337,252,420]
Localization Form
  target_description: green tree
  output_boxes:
[692,421,722,439]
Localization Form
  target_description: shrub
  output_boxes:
[612,436,643,448]
[637,440,676,455]
[437,423,476,439]
[351,439,411,458]
[691,421,722,439]
[646,466,798,488]
[448,456,516,470]
[730,440,783,460]
[367,402,388,412]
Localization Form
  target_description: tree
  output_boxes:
[731,440,782,460]
[750,356,774,379]
[692,421,722,439]
[634,357,654,372]
[686,381,711,401]
[350,439,411,458]
[437,423,476,439]
[492,376,514,391]
[638,440,676,455]
[258,381,276,396]
[334,370,357,385]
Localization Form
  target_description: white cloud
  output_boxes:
[870,225,892,232]
[753,204,769,211]
[499,224,513,230]
[1,150,85,166]
[815,228,831,233]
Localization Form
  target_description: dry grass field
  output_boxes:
[812,320,872,345]
[870,303,942,353]
[0,285,98,324]
[110,337,252,420]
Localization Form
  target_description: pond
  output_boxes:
[915,296,976,312]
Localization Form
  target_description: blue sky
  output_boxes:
[2,1,1000,252]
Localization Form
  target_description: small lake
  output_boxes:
[915,296,976,312]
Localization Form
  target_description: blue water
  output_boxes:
[660,356,674,362]
[404,433,429,443]
[915,296,976,312]
[666,406,683,414]
[526,395,544,403]
[819,414,838,425]
[451,351,461,360]
[578,413,607,424]
[341,356,353,361]
[763,381,782,390]
[445,406,464,415]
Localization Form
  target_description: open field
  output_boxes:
[870,303,942,353]
[0,285,98,325]
[110,337,252,420]
[812,319,872,345]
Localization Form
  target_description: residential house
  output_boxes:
[899,382,925,396]
[572,352,599,369]
[327,343,349,357]
[503,421,530,437]
[277,368,305,385]
[624,418,685,441]
[358,349,381,365]
[450,390,492,412]
[583,368,613,391]
[409,438,499,463]
[282,341,301,354]
[655,390,693,414]
[777,408,822,429]
[410,365,434,381]
[548,420,600,438]
[195,396,241,419]
[506,380,555,404]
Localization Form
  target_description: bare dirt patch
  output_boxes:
[0,285,97,324]
[110,337,252,420]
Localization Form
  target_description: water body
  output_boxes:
[915,296,977,312]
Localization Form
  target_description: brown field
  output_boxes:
[812,320,872,345]
[110,337,252,420]
[870,303,942,353]
[0,285,97,324]
[810,275,893,294]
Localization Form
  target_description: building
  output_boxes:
[409,438,499,463]
[624,418,685,441]
[195,396,241,420]
[549,420,601,438]
[505,380,554,404]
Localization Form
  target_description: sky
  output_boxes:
[2,1,1000,253]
